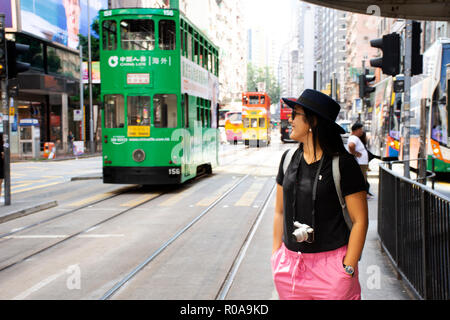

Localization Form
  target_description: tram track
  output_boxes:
[0,185,140,241]
[100,174,277,300]
[0,144,284,299]
[100,173,251,299]
[0,166,228,274]
[0,189,167,273]
[0,151,252,275]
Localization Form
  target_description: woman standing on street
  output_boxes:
[271,89,368,300]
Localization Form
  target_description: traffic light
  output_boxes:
[0,16,6,78]
[7,40,30,79]
[370,32,400,76]
[359,72,376,98]
[411,21,423,76]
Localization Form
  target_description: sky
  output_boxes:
[243,0,294,45]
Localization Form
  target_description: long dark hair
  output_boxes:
[300,108,349,159]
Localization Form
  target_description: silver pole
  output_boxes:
[79,45,85,141]
[403,20,412,178]
[88,0,94,152]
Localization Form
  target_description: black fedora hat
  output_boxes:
[282,89,345,134]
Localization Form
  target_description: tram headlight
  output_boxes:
[132,149,146,162]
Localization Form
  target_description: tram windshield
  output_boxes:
[120,19,155,50]
[431,100,448,146]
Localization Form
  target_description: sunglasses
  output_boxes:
[291,109,306,119]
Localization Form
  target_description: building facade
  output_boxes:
[1,0,107,159]
[344,12,379,117]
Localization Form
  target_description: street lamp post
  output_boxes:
[88,0,94,153]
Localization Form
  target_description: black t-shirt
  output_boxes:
[276,147,366,253]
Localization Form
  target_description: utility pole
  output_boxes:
[88,0,94,153]
[79,45,85,141]
[402,20,413,179]
[0,14,11,205]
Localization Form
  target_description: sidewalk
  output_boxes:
[358,159,414,299]
[1,152,103,224]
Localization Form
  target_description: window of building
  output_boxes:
[153,94,177,128]
[47,46,79,78]
[159,20,176,50]
[128,96,151,126]
[102,20,117,50]
[15,34,45,72]
[104,94,125,128]
[120,19,155,50]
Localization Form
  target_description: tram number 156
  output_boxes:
[169,168,181,175]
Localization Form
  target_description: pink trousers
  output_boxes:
[271,243,361,300]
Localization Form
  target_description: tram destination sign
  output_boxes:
[127,73,150,85]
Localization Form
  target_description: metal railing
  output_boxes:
[378,160,449,300]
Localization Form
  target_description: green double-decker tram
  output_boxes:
[99,7,220,185]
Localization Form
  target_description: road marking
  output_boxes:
[13,269,66,300]
[4,234,125,239]
[120,193,161,207]
[195,182,235,206]
[234,182,265,206]
[158,187,196,207]
[10,182,61,194]
[67,192,116,207]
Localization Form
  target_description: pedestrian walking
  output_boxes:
[68,131,74,154]
[347,123,370,197]
[272,89,368,300]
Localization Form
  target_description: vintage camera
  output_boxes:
[291,221,314,243]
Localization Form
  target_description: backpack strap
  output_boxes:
[283,148,297,175]
[332,155,353,230]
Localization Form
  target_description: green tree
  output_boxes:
[247,63,280,104]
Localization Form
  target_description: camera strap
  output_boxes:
[292,151,325,230]
[311,155,325,229]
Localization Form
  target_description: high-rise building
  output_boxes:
[317,7,348,102]
[344,13,379,112]
[110,0,247,105]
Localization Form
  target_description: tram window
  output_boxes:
[183,94,189,128]
[201,108,205,127]
[102,20,117,50]
[187,34,192,60]
[259,118,265,128]
[243,118,249,128]
[194,40,199,64]
[128,96,151,126]
[180,29,184,55]
[261,96,265,104]
[431,102,448,145]
[249,96,259,105]
[153,94,177,128]
[159,20,176,50]
[120,19,155,50]
[208,51,212,71]
[104,95,125,128]
[251,119,258,128]
[229,113,242,122]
